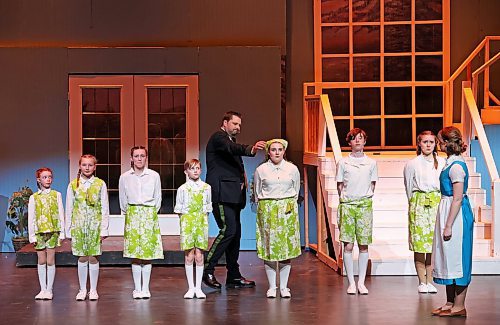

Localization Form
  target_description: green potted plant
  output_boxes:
[6,186,33,251]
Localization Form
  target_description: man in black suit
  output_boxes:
[203,111,266,289]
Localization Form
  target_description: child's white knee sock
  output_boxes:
[343,252,355,286]
[264,261,277,289]
[47,265,56,292]
[37,264,47,291]
[77,261,88,291]
[89,262,99,292]
[141,264,152,293]
[185,264,194,289]
[131,264,142,292]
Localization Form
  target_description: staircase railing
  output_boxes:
[451,36,500,257]
[303,83,343,270]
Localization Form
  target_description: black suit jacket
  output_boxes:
[205,130,255,207]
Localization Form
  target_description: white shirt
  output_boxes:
[336,154,378,201]
[403,154,446,200]
[254,160,301,200]
[174,178,213,214]
[446,155,467,184]
[119,168,162,213]
[27,188,65,243]
[65,175,110,237]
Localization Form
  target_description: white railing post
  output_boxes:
[493,180,500,257]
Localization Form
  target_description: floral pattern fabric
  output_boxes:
[35,232,60,250]
[33,191,61,233]
[408,191,440,253]
[338,198,373,245]
[123,205,164,260]
[69,178,105,256]
[256,197,301,261]
[177,185,209,250]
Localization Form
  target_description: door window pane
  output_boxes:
[322,26,349,54]
[323,58,349,82]
[385,87,412,115]
[415,0,442,21]
[415,56,442,81]
[415,24,442,52]
[416,117,443,136]
[385,118,412,146]
[352,0,380,22]
[385,56,411,81]
[384,25,411,53]
[354,88,381,115]
[324,88,350,116]
[82,87,121,214]
[354,119,381,146]
[147,87,187,214]
[416,86,442,114]
[384,0,411,21]
[321,0,349,23]
[353,57,380,81]
[353,26,380,53]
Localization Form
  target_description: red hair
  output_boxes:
[35,167,53,189]
[184,159,201,171]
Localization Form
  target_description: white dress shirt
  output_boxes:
[28,188,65,243]
[336,154,378,201]
[403,154,446,200]
[174,178,213,214]
[65,175,110,237]
[254,159,300,200]
[119,168,162,213]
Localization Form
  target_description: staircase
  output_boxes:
[318,152,498,275]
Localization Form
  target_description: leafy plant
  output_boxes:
[5,186,33,238]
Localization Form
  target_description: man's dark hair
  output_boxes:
[222,111,242,124]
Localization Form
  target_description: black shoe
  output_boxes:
[226,276,256,288]
[202,273,222,290]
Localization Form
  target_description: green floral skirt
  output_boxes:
[71,207,102,256]
[408,191,440,253]
[124,205,164,260]
[180,213,208,250]
[256,197,301,261]
[35,232,60,250]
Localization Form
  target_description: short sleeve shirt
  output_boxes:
[336,154,378,201]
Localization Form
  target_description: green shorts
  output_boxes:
[35,232,60,250]
[338,198,373,245]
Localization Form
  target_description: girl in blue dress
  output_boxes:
[431,126,474,318]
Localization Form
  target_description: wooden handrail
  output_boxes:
[472,52,500,80]
[463,87,500,181]
[448,38,487,82]
[320,94,343,163]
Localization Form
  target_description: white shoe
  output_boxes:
[346,284,356,295]
[44,291,53,300]
[35,291,45,300]
[141,291,151,299]
[184,288,195,299]
[280,288,291,298]
[418,283,428,293]
[357,283,369,295]
[266,287,277,298]
[427,283,438,294]
[88,290,99,301]
[132,290,142,299]
[195,289,206,299]
[76,290,87,301]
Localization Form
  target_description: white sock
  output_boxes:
[77,261,88,291]
[358,252,369,286]
[279,262,291,290]
[264,261,277,289]
[343,252,355,286]
[37,264,47,291]
[195,265,204,290]
[89,262,99,292]
[142,264,152,293]
[131,264,142,292]
[47,265,56,292]
[185,264,194,289]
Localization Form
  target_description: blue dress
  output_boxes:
[432,159,474,286]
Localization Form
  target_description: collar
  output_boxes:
[445,155,464,168]
[267,159,286,171]
[186,178,203,186]
[220,128,236,142]
[346,153,369,165]
[37,188,52,194]
[79,175,95,184]
[129,167,151,176]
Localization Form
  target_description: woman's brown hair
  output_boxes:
[130,146,148,168]
[438,126,467,156]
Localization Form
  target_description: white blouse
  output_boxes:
[446,155,467,184]
[118,168,162,213]
[403,154,446,200]
[254,160,300,200]
[336,154,378,201]
[65,175,110,237]
[174,178,213,214]
[27,189,65,243]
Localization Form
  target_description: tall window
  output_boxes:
[69,75,199,215]
[317,0,449,149]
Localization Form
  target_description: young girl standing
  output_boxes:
[336,128,378,295]
[66,154,109,301]
[404,131,445,294]
[174,159,212,299]
[119,146,163,299]
[28,167,65,300]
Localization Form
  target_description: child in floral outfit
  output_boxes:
[28,167,65,300]
[66,154,109,301]
[174,159,212,299]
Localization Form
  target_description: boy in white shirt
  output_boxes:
[336,128,378,295]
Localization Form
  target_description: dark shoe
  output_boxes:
[226,276,256,288]
[202,273,221,290]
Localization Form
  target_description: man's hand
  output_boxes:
[251,140,266,154]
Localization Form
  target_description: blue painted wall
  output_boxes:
[470,125,500,206]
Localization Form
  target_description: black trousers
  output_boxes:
[204,202,242,280]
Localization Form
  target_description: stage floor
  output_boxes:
[1,251,499,324]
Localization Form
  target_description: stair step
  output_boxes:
[478,205,492,223]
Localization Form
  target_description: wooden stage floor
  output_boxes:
[1,251,499,324]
